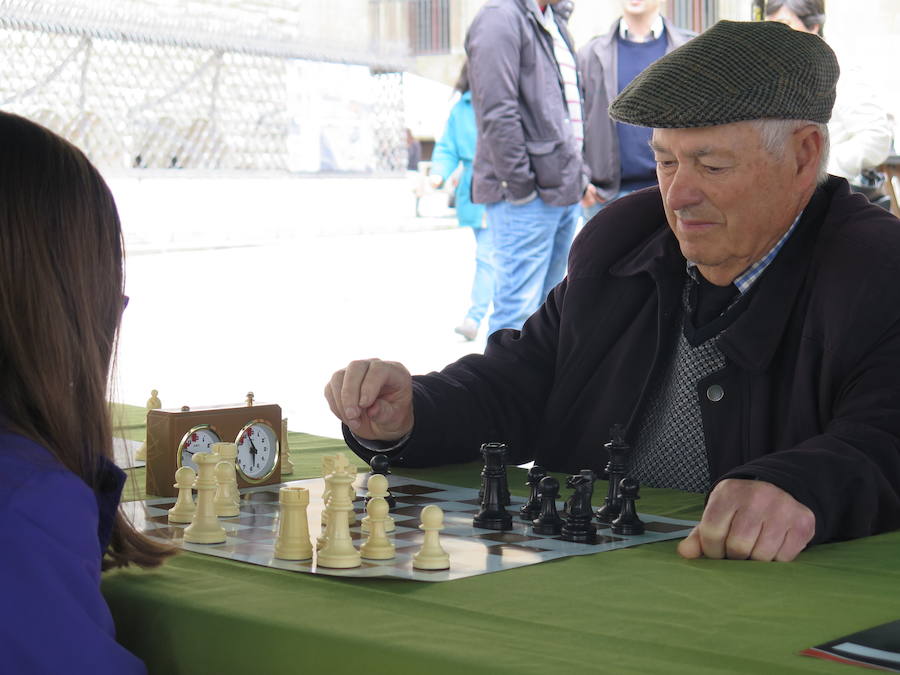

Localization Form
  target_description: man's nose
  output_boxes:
[663,166,705,213]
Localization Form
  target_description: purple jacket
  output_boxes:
[346,177,900,545]
[0,431,144,673]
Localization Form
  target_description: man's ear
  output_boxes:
[793,124,825,187]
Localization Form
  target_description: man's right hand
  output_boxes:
[580,184,603,208]
[324,359,414,442]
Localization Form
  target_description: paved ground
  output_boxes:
[112,174,489,438]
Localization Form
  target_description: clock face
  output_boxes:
[178,425,222,472]
[235,420,279,482]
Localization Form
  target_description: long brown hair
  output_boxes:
[0,111,172,568]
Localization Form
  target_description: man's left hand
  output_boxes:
[676,479,815,562]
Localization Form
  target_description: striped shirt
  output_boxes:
[537,4,583,151]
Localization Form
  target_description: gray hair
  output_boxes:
[749,118,830,185]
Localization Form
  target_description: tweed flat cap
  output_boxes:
[609,20,839,128]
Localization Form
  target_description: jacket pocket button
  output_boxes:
[706,384,725,402]
[501,180,509,188]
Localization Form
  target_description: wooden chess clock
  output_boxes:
[146,393,282,497]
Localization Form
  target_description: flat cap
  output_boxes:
[609,20,839,128]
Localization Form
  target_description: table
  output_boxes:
[103,422,900,675]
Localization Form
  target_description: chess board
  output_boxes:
[124,475,697,582]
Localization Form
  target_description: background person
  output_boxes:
[428,63,493,341]
[0,112,173,673]
[579,0,694,221]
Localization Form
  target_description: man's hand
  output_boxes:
[324,359,414,442]
[677,479,816,562]
[580,184,603,209]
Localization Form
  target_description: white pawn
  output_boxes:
[213,461,240,517]
[211,442,240,508]
[184,453,226,544]
[168,466,196,523]
[360,497,395,560]
[412,505,450,570]
[362,473,395,533]
[274,487,313,561]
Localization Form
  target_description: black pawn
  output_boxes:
[368,454,395,508]
[595,424,632,524]
[473,443,513,531]
[519,465,547,521]
[532,476,564,535]
[611,477,645,536]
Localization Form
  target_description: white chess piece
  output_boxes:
[168,466,196,523]
[184,453,226,544]
[280,418,294,475]
[213,461,240,517]
[412,505,450,570]
[274,487,313,561]
[211,442,240,509]
[360,496,395,560]
[362,473,395,533]
[316,467,361,569]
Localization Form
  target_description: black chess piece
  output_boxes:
[367,454,396,508]
[611,476,645,535]
[519,465,547,521]
[473,443,513,530]
[595,424,632,524]
[532,476,564,535]
[561,473,597,543]
[478,442,511,506]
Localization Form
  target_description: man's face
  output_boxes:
[651,122,812,285]
[621,0,662,17]
[766,6,818,34]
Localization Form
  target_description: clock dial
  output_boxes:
[235,420,279,482]
[178,425,222,472]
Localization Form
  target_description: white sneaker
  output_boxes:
[454,317,479,341]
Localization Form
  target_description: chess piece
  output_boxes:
[368,454,396,508]
[184,453,226,544]
[519,465,547,521]
[274,486,313,560]
[611,477,645,535]
[412,505,450,570]
[478,442,511,506]
[246,391,255,406]
[595,424,632,524]
[319,455,336,528]
[168,466,196,523]
[344,463,358,526]
[360,496,395,560]
[135,388,162,462]
[532,476,564,535]
[213,461,240,517]
[561,473,597,544]
[473,443,512,531]
[280,418,294,475]
[362,473,395,533]
[317,465,361,568]
[212,442,240,510]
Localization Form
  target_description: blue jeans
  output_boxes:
[486,197,579,335]
[466,226,494,324]
[582,189,635,223]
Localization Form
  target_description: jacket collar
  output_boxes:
[610,180,841,373]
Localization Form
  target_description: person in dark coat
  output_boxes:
[324,21,900,562]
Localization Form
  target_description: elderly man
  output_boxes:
[325,21,900,562]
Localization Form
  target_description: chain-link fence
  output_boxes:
[0,0,410,172]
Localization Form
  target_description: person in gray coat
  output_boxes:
[579,1,694,219]
[465,0,589,335]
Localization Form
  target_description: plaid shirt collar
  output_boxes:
[686,212,802,294]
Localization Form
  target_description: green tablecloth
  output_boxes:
[103,418,900,675]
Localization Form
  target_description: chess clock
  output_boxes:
[146,398,282,497]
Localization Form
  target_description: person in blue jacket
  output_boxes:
[429,62,493,341]
[0,111,173,673]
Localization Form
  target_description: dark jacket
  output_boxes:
[465,0,587,207]
[346,177,900,545]
[578,18,694,200]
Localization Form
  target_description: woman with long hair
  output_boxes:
[0,111,172,672]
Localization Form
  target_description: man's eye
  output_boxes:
[703,165,727,174]
[656,160,676,169]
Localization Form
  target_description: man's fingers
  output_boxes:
[339,359,377,419]
[676,526,702,559]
